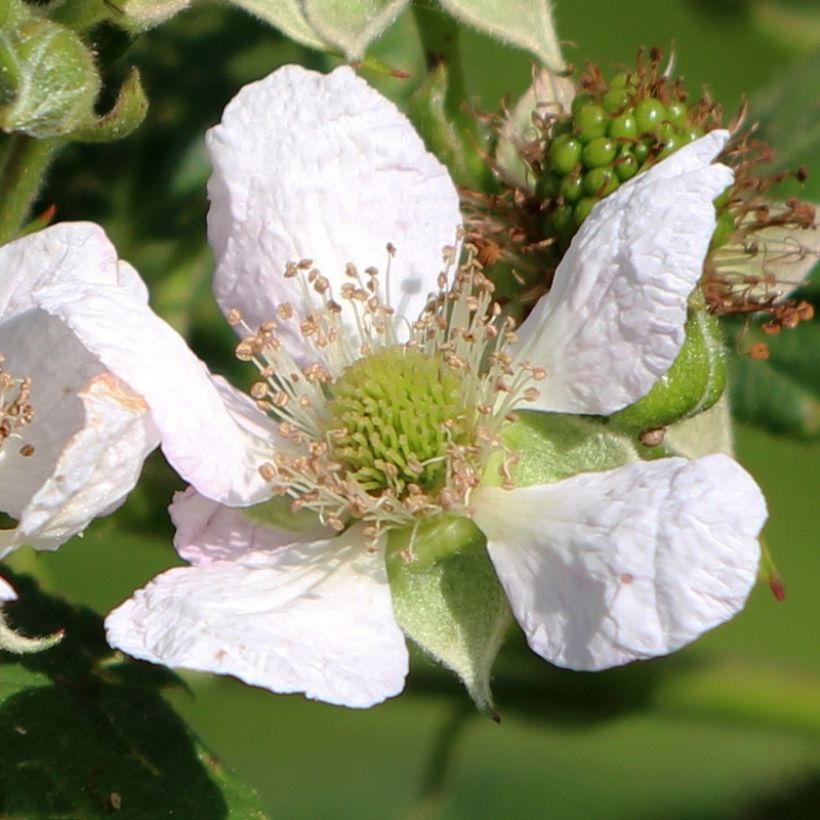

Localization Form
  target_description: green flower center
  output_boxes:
[326,346,467,495]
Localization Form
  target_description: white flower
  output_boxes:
[105,66,766,708]
[0,221,286,608]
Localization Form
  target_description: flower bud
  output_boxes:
[0,16,100,138]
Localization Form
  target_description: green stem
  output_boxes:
[410,1,491,189]
[402,705,472,820]
[0,135,58,244]
[412,2,470,125]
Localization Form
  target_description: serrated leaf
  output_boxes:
[438,0,565,72]
[0,573,266,818]
[303,0,408,59]
[228,0,331,51]
[387,520,510,714]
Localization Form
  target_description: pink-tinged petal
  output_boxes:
[474,454,765,670]
[0,222,147,314]
[170,486,332,566]
[33,282,277,506]
[514,131,734,415]
[206,64,461,360]
[105,525,409,707]
[0,310,158,557]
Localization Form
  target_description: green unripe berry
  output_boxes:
[666,101,687,126]
[634,97,667,133]
[552,117,574,137]
[659,132,687,159]
[614,151,639,181]
[609,112,638,140]
[574,197,597,226]
[536,171,561,201]
[582,137,617,168]
[583,166,617,197]
[550,204,575,236]
[573,104,608,141]
[609,72,630,89]
[549,134,583,175]
[682,125,704,143]
[602,88,629,114]
[633,140,651,163]
[559,172,584,204]
[570,93,593,115]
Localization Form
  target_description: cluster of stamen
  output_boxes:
[230,245,543,543]
[0,354,35,457]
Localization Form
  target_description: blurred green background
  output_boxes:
[6,0,820,817]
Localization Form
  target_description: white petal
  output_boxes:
[106,526,409,707]
[0,576,17,602]
[206,64,461,360]
[0,309,158,557]
[514,131,734,415]
[33,282,277,506]
[169,486,332,566]
[0,222,147,315]
[474,454,765,670]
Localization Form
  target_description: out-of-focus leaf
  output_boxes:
[727,290,820,437]
[0,573,266,818]
[230,0,406,57]
[751,51,820,200]
[303,0,408,59]
[438,0,565,72]
[228,0,331,51]
[751,0,820,52]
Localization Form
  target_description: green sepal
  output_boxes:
[608,310,727,438]
[490,412,639,489]
[244,494,330,538]
[387,515,510,714]
[67,67,148,142]
[107,0,191,33]
[0,609,63,655]
[0,16,101,138]
[407,60,489,189]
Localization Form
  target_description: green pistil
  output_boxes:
[326,347,467,494]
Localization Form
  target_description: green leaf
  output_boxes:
[727,292,820,437]
[437,0,565,73]
[227,0,332,51]
[0,573,266,818]
[751,51,820,200]
[387,518,510,715]
[302,0,408,59]
[229,0,407,57]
